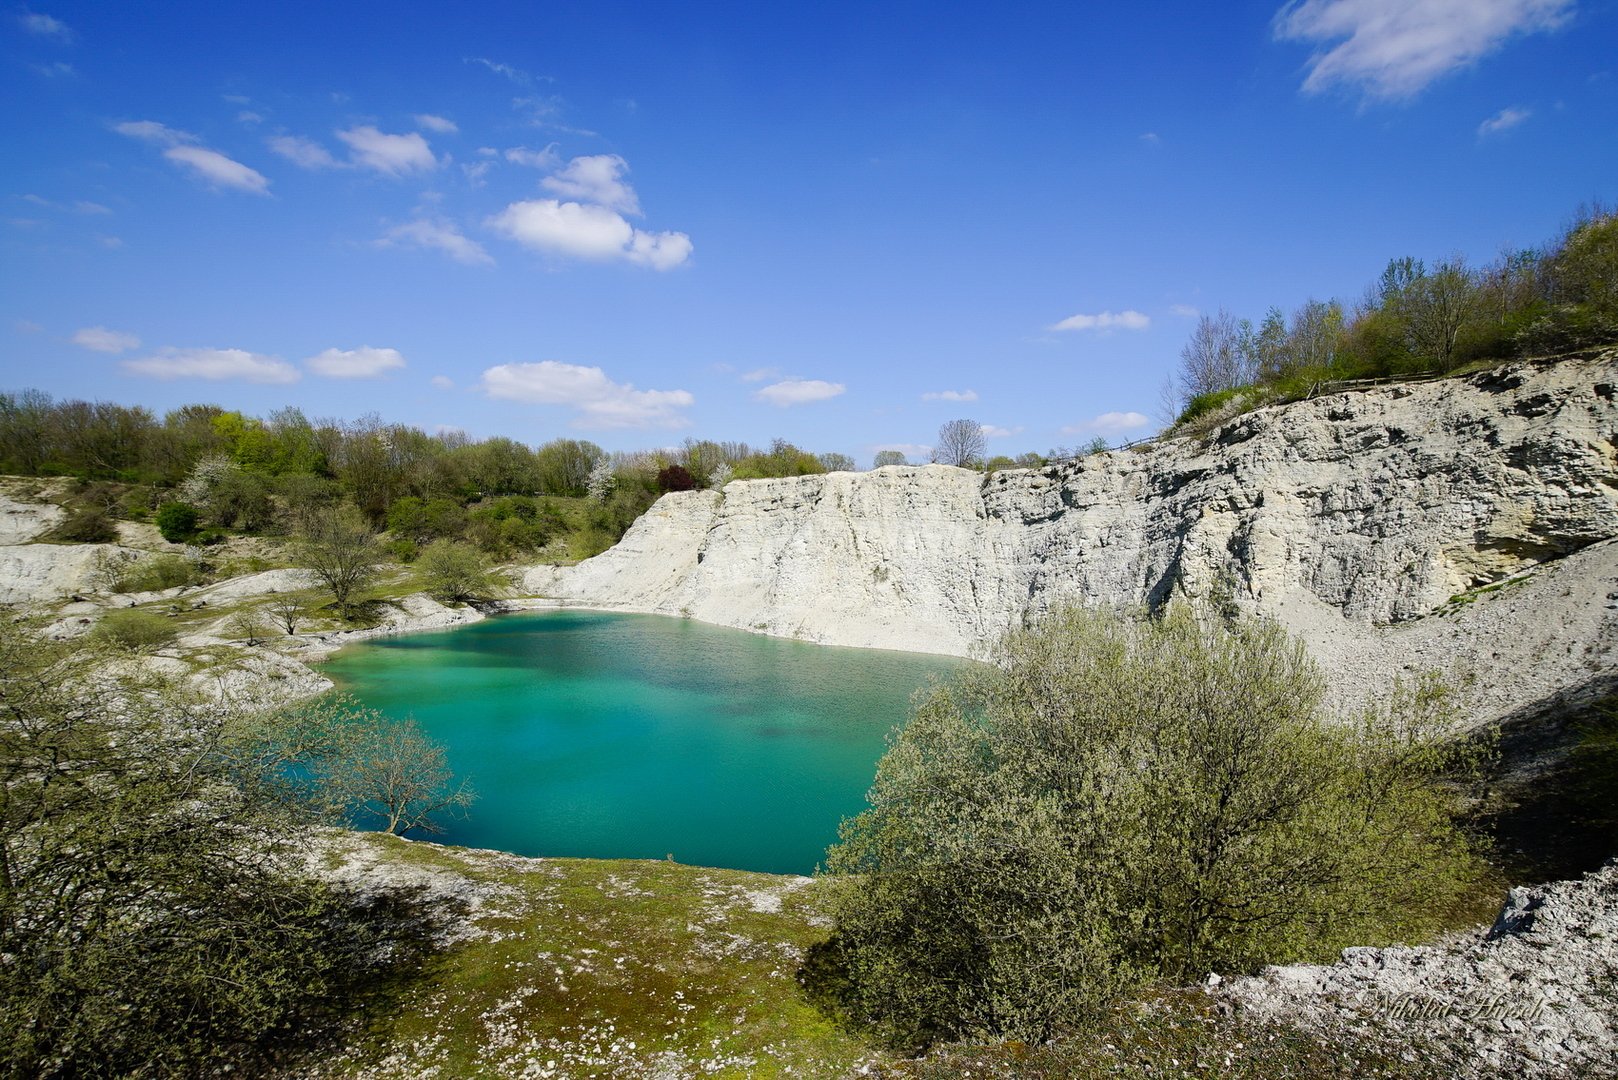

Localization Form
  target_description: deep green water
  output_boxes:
[320,610,962,875]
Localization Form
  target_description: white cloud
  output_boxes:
[75,200,111,215]
[922,389,978,402]
[979,424,1023,439]
[1170,303,1201,318]
[305,346,406,378]
[31,60,73,77]
[71,326,140,353]
[162,145,271,194]
[1478,105,1532,136]
[1139,132,1162,144]
[98,235,122,249]
[480,360,694,429]
[122,347,300,384]
[431,375,454,390]
[505,145,561,170]
[415,113,458,134]
[740,367,780,383]
[487,199,692,270]
[542,154,641,215]
[1061,410,1152,437]
[236,110,263,125]
[20,11,71,39]
[754,379,846,407]
[268,134,340,169]
[467,57,535,86]
[336,125,438,175]
[1050,309,1151,332]
[115,119,194,144]
[1274,0,1573,100]
[380,218,493,265]
[116,121,268,194]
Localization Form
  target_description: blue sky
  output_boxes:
[3,1,1615,463]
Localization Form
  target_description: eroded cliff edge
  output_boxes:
[527,354,1618,725]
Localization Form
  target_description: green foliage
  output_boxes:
[295,503,382,620]
[416,539,505,601]
[1175,386,1247,426]
[50,505,118,543]
[820,606,1488,1049]
[0,622,435,1077]
[155,500,199,542]
[387,495,468,542]
[252,697,474,836]
[730,438,827,480]
[110,552,199,593]
[91,608,179,651]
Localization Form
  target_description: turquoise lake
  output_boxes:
[321,610,963,875]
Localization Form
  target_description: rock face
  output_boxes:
[527,355,1618,723]
[1219,859,1618,1078]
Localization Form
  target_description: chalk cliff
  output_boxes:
[526,354,1618,724]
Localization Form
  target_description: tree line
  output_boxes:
[1171,205,1618,424]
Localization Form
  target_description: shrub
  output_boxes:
[1174,386,1248,428]
[415,539,504,602]
[91,608,178,651]
[818,605,1488,1049]
[656,464,696,492]
[52,505,119,543]
[155,501,199,543]
[114,553,199,593]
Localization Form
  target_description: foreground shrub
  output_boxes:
[112,552,199,593]
[51,505,118,543]
[0,623,434,1077]
[818,605,1488,1049]
[91,608,178,651]
[154,501,199,542]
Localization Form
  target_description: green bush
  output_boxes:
[91,608,179,651]
[52,506,119,543]
[818,605,1488,1049]
[114,553,199,593]
[415,539,504,602]
[155,501,199,543]
[1174,386,1247,427]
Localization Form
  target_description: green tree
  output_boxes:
[295,504,381,619]
[415,539,505,602]
[873,450,908,468]
[819,605,1487,1048]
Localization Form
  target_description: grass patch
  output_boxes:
[311,835,875,1078]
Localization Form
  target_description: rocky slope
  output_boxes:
[526,354,1618,725]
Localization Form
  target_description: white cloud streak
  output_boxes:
[1061,411,1152,437]
[1050,310,1151,332]
[20,11,71,39]
[122,347,300,384]
[336,125,438,175]
[268,134,340,169]
[480,360,693,429]
[379,218,493,265]
[922,389,978,402]
[487,199,691,269]
[1478,105,1532,136]
[162,145,270,194]
[415,114,458,134]
[1274,0,1573,100]
[304,346,406,378]
[116,120,269,194]
[979,424,1023,439]
[71,326,139,353]
[754,379,846,407]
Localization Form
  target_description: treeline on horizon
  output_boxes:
[1171,204,1618,423]
[0,388,871,558]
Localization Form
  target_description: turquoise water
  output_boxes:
[320,610,962,875]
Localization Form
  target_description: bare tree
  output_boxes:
[1404,257,1481,371]
[294,504,381,620]
[265,590,314,635]
[1176,309,1254,407]
[934,419,986,468]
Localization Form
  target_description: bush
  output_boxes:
[113,553,199,593]
[656,464,696,492]
[415,539,504,602]
[1174,386,1248,428]
[155,501,199,543]
[91,608,178,651]
[818,605,1488,1049]
[52,505,119,543]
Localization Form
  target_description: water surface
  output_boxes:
[321,610,962,874]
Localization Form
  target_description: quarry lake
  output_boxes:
[322,609,963,874]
